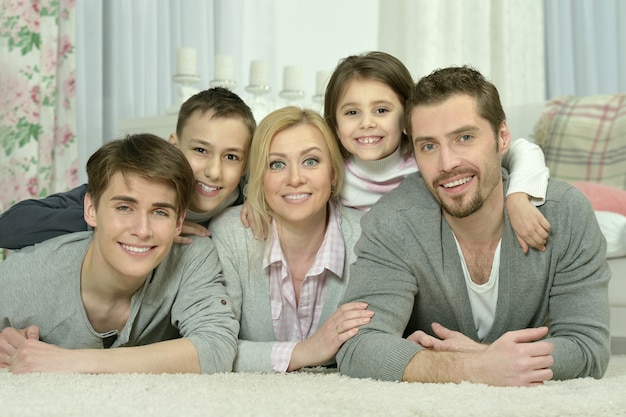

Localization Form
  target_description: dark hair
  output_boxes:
[176,87,256,140]
[405,65,506,140]
[324,51,414,158]
[86,133,195,217]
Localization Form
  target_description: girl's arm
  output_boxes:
[502,138,551,253]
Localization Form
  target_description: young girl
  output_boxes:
[323,51,551,252]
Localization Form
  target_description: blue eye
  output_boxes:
[304,158,319,167]
[460,134,472,142]
[154,209,170,217]
[421,143,436,152]
[269,160,285,170]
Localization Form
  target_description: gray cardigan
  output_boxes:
[0,232,239,374]
[337,169,611,382]
[210,203,363,372]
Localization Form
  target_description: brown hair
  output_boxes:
[176,87,256,140]
[405,65,506,140]
[245,106,344,240]
[86,133,195,218]
[324,51,414,158]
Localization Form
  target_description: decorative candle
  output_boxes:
[282,65,302,91]
[315,70,330,95]
[176,47,197,76]
[214,54,234,81]
[249,60,269,86]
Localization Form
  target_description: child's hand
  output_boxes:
[506,193,551,253]
[174,220,211,244]
[240,201,270,240]
[240,202,251,228]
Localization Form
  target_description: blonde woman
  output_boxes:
[210,106,372,372]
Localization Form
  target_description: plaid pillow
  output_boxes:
[533,94,626,190]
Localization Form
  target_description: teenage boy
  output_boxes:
[0,87,256,249]
[0,134,238,374]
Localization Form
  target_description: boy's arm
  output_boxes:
[2,329,202,374]
[0,184,89,249]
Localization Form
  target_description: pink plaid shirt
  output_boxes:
[263,203,346,372]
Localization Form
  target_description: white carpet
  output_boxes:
[2,356,625,417]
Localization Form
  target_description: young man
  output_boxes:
[0,87,256,249]
[337,66,611,386]
[0,134,238,374]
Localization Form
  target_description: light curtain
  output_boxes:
[76,0,274,183]
[0,0,78,214]
[378,0,546,107]
[544,0,626,97]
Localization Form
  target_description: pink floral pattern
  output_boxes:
[0,0,77,216]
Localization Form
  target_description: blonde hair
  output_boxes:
[245,106,344,240]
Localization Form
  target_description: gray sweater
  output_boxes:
[0,232,239,374]
[210,203,363,372]
[337,169,611,382]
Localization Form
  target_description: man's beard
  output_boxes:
[440,192,484,218]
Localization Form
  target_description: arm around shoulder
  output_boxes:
[0,184,89,249]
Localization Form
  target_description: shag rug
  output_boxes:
[1,355,625,417]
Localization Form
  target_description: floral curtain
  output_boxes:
[0,0,78,218]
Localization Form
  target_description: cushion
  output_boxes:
[594,211,626,259]
[572,181,626,217]
[533,94,626,190]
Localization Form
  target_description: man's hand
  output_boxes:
[175,220,211,244]
[406,322,485,353]
[0,326,48,371]
[506,192,551,253]
[403,326,554,386]
[475,326,554,386]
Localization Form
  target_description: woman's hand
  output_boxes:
[506,192,551,253]
[287,302,373,371]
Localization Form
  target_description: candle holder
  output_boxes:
[311,93,324,114]
[279,89,305,106]
[167,74,201,114]
[245,84,272,122]
[210,79,237,90]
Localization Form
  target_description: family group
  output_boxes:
[0,51,610,386]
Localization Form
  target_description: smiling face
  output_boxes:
[169,110,250,213]
[84,173,184,286]
[263,123,336,227]
[410,94,510,219]
[334,77,405,161]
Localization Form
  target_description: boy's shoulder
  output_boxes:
[208,204,244,229]
[0,232,91,277]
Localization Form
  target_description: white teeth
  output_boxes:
[122,244,151,253]
[197,182,219,192]
[357,137,381,144]
[443,177,472,188]
[284,194,309,200]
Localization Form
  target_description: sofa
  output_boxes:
[506,94,626,354]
